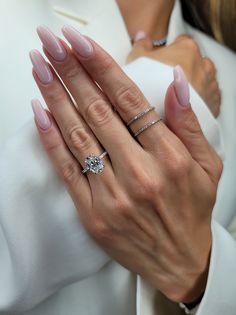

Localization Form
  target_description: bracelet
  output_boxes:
[179,292,204,314]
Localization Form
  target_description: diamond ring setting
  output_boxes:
[82,151,108,174]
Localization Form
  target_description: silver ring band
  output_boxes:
[134,119,163,137]
[152,37,167,48]
[82,151,108,174]
[127,106,155,127]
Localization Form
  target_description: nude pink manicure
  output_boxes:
[37,26,67,61]
[134,30,147,42]
[29,50,53,84]
[173,65,190,107]
[62,25,93,58]
[31,99,52,130]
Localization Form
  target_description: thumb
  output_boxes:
[165,65,222,183]
[127,31,153,63]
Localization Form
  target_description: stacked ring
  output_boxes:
[127,106,163,138]
[83,106,163,175]
[134,119,163,137]
[127,106,155,126]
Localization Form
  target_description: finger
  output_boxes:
[30,50,114,185]
[175,34,195,43]
[31,99,91,209]
[61,25,167,151]
[203,57,217,80]
[165,65,223,183]
[127,31,153,63]
[37,26,140,165]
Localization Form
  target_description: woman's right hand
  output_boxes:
[128,34,221,118]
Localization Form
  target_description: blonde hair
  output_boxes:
[181,0,236,52]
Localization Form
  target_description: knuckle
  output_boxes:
[63,61,82,82]
[169,154,191,178]
[183,112,202,138]
[97,56,115,77]
[64,66,79,82]
[211,80,220,93]
[160,139,192,179]
[184,37,200,53]
[67,125,92,152]
[176,34,193,42]
[85,98,113,127]
[60,160,79,185]
[115,86,144,115]
[44,132,63,153]
[141,178,159,199]
[46,85,66,105]
[211,80,217,90]
[88,217,113,241]
[114,198,133,218]
[130,167,159,200]
[205,59,216,74]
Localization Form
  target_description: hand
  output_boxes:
[128,33,221,118]
[30,25,222,303]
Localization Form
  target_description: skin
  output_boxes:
[116,0,175,40]
[117,0,221,117]
[32,35,222,303]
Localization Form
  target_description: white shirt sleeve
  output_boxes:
[188,220,236,315]
[0,57,224,313]
[179,218,236,315]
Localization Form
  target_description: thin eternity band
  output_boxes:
[127,106,155,126]
[134,118,163,137]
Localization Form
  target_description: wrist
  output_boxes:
[164,233,212,303]
[181,248,211,303]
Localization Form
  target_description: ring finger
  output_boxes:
[30,50,114,187]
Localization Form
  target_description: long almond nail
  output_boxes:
[37,25,67,61]
[62,25,93,58]
[31,99,52,130]
[30,50,53,84]
[173,65,190,107]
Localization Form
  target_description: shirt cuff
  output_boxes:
[194,219,236,314]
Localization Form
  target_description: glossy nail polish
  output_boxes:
[31,99,52,130]
[37,25,67,61]
[134,30,146,42]
[30,50,53,84]
[62,25,93,58]
[173,65,190,107]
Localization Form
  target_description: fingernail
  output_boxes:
[173,65,190,107]
[29,50,53,84]
[134,30,147,42]
[31,99,52,130]
[37,25,67,61]
[62,25,93,58]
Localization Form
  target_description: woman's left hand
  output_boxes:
[31,26,222,303]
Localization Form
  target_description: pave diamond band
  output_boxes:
[134,119,163,138]
[127,106,155,126]
[152,37,167,48]
[82,151,108,174]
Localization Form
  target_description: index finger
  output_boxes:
[62,25,166,150]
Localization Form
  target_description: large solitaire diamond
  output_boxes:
[84,154,105,174]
